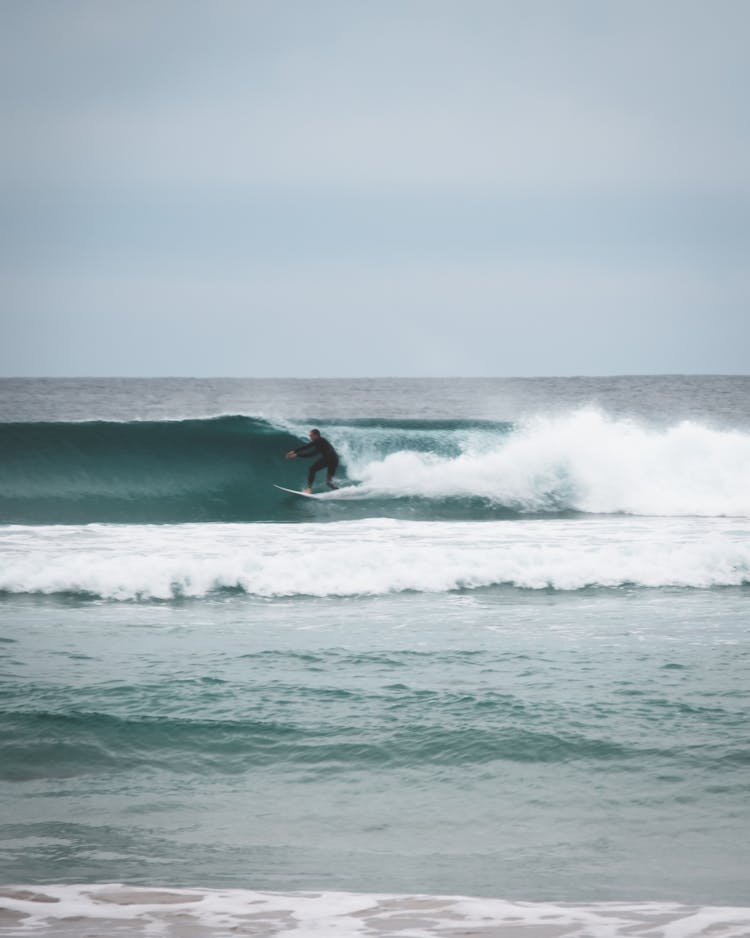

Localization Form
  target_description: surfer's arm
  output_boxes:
[291,441,318,458]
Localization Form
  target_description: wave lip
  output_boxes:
[1,517,748,601]
[1,884,749,937]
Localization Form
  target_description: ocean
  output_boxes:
[1,376,749,937]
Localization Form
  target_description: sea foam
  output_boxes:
[1,516,748,600]
[341,410,750,517]
[1,884,749,937]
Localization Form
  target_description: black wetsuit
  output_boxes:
[294,436,339,489]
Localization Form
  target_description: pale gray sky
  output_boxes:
[2,0,749,376]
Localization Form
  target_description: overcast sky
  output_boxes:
[2,0,749,377]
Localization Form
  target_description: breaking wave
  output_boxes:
[1,517,748,600]
[1,410,749,523]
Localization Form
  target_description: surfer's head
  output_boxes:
[309,428,321,440]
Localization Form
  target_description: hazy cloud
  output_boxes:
[2,0,749,375]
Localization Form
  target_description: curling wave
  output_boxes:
[1,410,749,523]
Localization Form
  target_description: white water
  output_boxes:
[336,410,750,517]
[2,516,749,600]
[1,884,749,937]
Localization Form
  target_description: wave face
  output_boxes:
[1,410,750,524]
[0,416,291,524]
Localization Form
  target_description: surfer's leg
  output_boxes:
[326,458,339,489]
[307,457,327,489]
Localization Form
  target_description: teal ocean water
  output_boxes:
[1,377,749,937]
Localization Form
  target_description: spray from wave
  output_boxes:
[341,409,750,517]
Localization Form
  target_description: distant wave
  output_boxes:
[1,518,748,600]
[1,410,749,524]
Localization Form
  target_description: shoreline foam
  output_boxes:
[2,885,750,937]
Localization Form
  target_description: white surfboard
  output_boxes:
[273,484,323,499]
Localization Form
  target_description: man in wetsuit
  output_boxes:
[285,429,339,494]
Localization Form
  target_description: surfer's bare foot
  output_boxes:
[303,487,312,494]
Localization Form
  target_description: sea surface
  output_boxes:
[1,376,749,937]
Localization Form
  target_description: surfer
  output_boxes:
[285,429,339,493]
